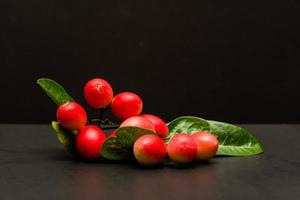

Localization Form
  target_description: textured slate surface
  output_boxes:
[0,124,299,200]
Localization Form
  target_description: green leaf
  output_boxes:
[116,126,157,147]
[167,116,264,156]
[101,127,157,160]
[208,120,263,156]
[51,121,77,154]
[37,78,74,106]
[101,137,132,161]
[166,116,210,143]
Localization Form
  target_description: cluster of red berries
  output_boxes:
[56,78,218,165]
[134,131,218,165]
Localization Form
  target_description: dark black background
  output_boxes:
[0,0,298,123]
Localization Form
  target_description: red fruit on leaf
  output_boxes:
[111,92,143,119]
[84,78,113,109]
[76,125,106,160]
[191,131,218,161]
[167,133,197,164]
[56,102,87,130]
[141,114,169,138]
[108,130,117,138]
[134,134,167,166]
[120,116,155,132]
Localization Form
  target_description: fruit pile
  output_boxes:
[38,78,263,166]
[53,78,218,165]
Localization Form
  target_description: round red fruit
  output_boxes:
[134,134,166,165]
[141,114,169,138]
[84,78,113,109]
[120,116,155,132]
[167,133,197,164]
[56,102,87,130]
[191,131,218,161]
[76,125,106,160]
[111,92,143,119]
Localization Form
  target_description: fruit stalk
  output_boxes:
[98,108,105,127]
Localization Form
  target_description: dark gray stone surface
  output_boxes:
[0,124,299,200]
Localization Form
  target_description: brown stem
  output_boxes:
[98,108,105,127]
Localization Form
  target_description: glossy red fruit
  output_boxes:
[167,133,197,164]
[108,130,116,138]
[134,134,167,165]
[120,116,155,132]
[141,114,169,138]
[191,131,219,161]
[56,102,87,130]
[76,125,106,160]
[111,92,143,119]
[84,78,113,109]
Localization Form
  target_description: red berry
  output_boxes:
[134,134,166,165]
[120,116,155,132]
[111,92,143,119]
[108,130,116,138]
[56,102,87,130]
[167,133,197,164]
[84,78,113,109]
[141,114,169,138]
[76,125,106,160]
[191,131,218,161]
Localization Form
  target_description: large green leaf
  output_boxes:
[37,78,74,105]
[166,116,210,143]
[101,137,132,161]
[208,120,263,156]
[51,121,77,154]
[167,116,263,156]
[116,126,157,147]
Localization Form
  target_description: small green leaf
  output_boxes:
[208,120,263,156]
[37,78,74,106]
[116,126,157,147]
[51,121,77,154]
[166,116,210,143]
[101,137,132,161]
